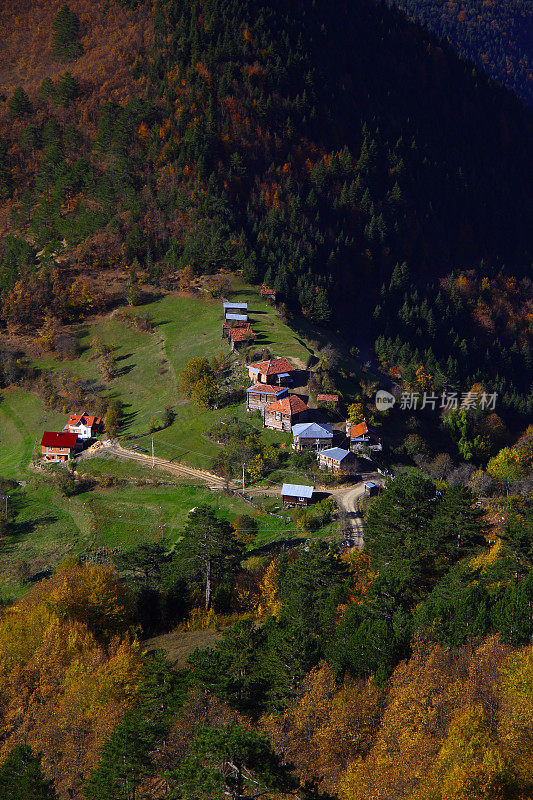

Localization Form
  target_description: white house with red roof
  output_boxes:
[64,412,102,440]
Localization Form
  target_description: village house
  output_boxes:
[64,412,102,440]
[291,421,333,451]
[223,301,248,318]
[247,357,296,385]
[246,383,288,412]
[364,481,382,497]
[41,431,79,462]
[318,446,356,473]
[316,393,339,404]
[222,319,248,339]
[347,420,382,452]
[263,394,308,432]
[229,325,256,351]
[260,286,277,303]
[281,483,314,506]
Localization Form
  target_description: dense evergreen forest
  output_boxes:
[388,0,533,108]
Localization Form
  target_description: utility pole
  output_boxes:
[151,437,155,468]
[242,462,246,491]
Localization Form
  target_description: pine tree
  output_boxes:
[0,746,57,800]
[175,505,243,609]
[52,5,83,61]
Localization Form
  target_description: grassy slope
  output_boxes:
[0,286,320,593]
[34,287,312,467]
[84,483,292,550]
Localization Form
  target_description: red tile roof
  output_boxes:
[265,395,308,416]
[261,286,276,296]
[248,383,286,395]
[317,393,339,402]
[248,357,295,376]
[348,421,371,437]
[230,325,255,342]
[41,431,78,448]
[67,413,101,428]
[223,320,250,330]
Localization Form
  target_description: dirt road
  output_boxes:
[82,440,229,488]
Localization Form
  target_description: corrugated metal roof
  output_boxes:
[223,302,248,309]
[281,483,314,498]
[225,313,248,321]
[319,447,351,461]
[291,422,333,438]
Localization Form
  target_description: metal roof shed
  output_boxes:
[225,313,248,321]
[291,422,333,438]
[281,483,315,500]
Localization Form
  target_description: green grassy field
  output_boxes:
[0,283,339,596]
[33,286,311,468]
[0,388,67,478]
[84,483,293,550]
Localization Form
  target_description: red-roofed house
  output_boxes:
[264,394,308,432]
[346,420,382,452]
[260,286,277,303]
[41,432,79,462]
[246,383,288,412]
[247,357,296,385]
[229,325,256,351]
[64,412,102,440]
[317,393,339,404]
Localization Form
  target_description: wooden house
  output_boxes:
[260,286,277,303]
[318,446,356,473]
[223,301,248,318]
[291,421,333,451]
[246,383,288,412]
[247,357,296,385]
[264,394,308,432]
[226,324,255,351]
[347,420,382,452]
[41,431,79,462]
[64,412,102,440]
[281,483,314,506]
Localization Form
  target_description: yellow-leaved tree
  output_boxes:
[0,562,144,799]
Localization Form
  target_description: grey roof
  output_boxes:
[225,313,248,321]
[281,483,314,499]
[291,422,333,439]
[319,447,351,461]
[223,301,248,310]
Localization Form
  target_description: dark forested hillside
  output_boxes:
[388,0,533,108]
[0,0,532,402]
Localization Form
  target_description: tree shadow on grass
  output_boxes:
[115,363,135,378]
